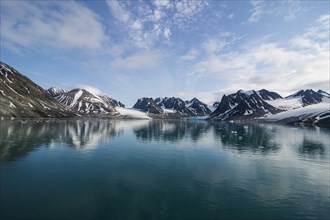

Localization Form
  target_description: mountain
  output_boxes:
[257,89,282,100]
[285,89,324,106]
[266,89,329,111]
[47,88,123,116]
[132,97,205,118]
[46,87,66,97]
[209,90,281,121]
[0,61,74,118]
[317,89,330,98]
[185,98,212,116]
[213,101,220,109]
[155,97,195,116]
[133,97,164,114]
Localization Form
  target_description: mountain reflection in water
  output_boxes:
[0,120,329,220]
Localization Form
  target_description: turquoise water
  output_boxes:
[0,120,329,220]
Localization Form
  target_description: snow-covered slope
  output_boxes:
[266,102,329,125]
[0,61,74,118]
[116,107,151,119]
[266,89,328,111]
[47,88,123,116]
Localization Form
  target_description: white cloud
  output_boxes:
[75,84,104,96]
[180,49,199,61]
[228,13,234,20]
[111,51,163,70]
[202,39,228,55]
[1,1,109,52]
[247,0,304,24]
[283,0,302,21]
[248,0,265,23]
[106,0,209,49]
[187,14,330,100]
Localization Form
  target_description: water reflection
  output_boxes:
[212,123,280,154]
[0,120,329,162]
[0,120,122,162]
[133,120,211,143]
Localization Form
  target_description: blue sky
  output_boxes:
[1,0,329,106]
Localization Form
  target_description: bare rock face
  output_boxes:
[0,61,74,118]
[209,90,281,121]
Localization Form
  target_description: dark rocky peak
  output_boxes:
[286,89,324,106]
[133,97,164,114]
[317,89,330,98]
[258,89,282,100]
[185,97,212,116]
[213,101,220,109]
[209,90,281,121]
[155,97,186,109]
[155,97,195,116]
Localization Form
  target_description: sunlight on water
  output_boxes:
[0,120,329,220]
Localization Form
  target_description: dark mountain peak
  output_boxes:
[190,97,200,102]
[133,97,164,114]
[185,97,211,116]
[209,90,281,121]
[257,89,282,100]
[317,89,330,98]
[286,89,324,106]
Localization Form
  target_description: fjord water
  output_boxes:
[0,120,329,220]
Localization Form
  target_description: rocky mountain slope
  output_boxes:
[133,97,211,118]
[0,61,74,118]
[185,98,212,116]
[47,88,123,117]
[209,90,282,121]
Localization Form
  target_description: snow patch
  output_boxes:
[9,101,16,108]
[266,102,329,120]
[266,97,303,110]
[116,107,151,119]
[71,90,83,107]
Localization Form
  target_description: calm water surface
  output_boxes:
[0,120,329,220]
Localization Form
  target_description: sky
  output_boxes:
[0,0,329,106]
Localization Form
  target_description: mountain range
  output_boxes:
[0,61,329,125]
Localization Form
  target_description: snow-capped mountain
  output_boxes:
[209,90,282,121]
[286,89,324,106]
[185,98,212,116]
[133,98,164,114]
[266,89,329,110]
[132,97,206,118]
[0,61,74,118]
[155,97,195,116]
[47,88,123,116]
[317,89,330,98]
[257,89,282,100]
